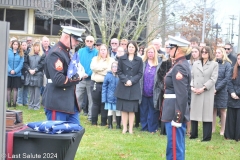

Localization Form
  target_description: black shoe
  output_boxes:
[13,103,16,108]
[189,136,198,139]
[101,117,107,126]
[116,116,121,129]
[108,116,113,129]
[91,117,97,125]
[135,123,139,128]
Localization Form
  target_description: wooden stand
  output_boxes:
[6,110,24,131]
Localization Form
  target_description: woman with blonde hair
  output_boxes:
[212,47,232,135]
[7,40,24,108]
[90,44,115,126]
[139,45,162,133]
[24,41,45,110]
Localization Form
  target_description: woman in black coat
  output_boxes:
[225,53,240,141]
[213,48,232,135]
[115,41,143,134]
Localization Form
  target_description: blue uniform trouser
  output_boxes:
[165,122,186,160]
[140,96,159,132]
[45,105,80,125]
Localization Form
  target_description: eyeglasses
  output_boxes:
[111,43,118,45]
[201,51,208,54]
[86,40,93,43]
[224,48,231,50]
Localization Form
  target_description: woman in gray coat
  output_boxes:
[190,46,218,141]
[212,48,232,135]
[24,41,45,110]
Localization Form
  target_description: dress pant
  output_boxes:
[90,81,108,125]
[140,96,159,132]
[165,122,186,160]
[76,80,93,120]
[190,120,212,141]
[224,107,240,141]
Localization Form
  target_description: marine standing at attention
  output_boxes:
[161,35,191,160]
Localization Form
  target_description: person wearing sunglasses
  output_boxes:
[190,46,218,141]
[76,35,98,122]
[161,35,191,160]
[109,38,119,58]
[42,26,85,124]
[224,43,236,67]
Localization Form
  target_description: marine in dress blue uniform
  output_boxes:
[161,35,191,160]
[42,26,85,125]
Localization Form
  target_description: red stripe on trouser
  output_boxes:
[52,110,56,120]
[7,132,14,160]
[172,126,177,160]
[7,125,28,160]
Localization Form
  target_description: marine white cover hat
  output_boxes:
[61,26,86,42]
[167,35,190,47]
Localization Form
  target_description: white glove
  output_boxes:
[171,120,182,128]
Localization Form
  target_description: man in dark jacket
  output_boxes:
[42,26,85,124]
[225,43,236,67]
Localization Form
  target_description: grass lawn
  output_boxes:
[10,105,240,160]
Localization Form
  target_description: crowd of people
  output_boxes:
[7,26,240,159]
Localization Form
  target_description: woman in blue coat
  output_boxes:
[212,48,232,135]
[7,40,24,108]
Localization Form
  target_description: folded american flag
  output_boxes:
[27,121,83,134]
[67,52,79,79]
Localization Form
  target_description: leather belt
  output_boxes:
[163,94,176,98]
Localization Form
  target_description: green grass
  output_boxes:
[9,106,240,160]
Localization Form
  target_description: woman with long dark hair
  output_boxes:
[225,53,240,141]
[190,46,218,141]
[7,40,24,108]
[115,41,143,134]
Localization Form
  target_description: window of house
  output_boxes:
[6,9,25,31]
[0,8,4,21]
[0,8,26,32]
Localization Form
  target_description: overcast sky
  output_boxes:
[211,0,239,43]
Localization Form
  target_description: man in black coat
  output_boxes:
[225,43,236,67]
[42,26,85,125]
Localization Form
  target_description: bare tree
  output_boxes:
[37,0,178,45]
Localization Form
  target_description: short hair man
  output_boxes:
[225,43,236,67]
[42,36,51,55]
[152,38,165,54]
[190,37,199,47]
[42,26,84,124]
[94,39,102,51]
[186,36,199,60]
[26,36,33,49]
[110,38,119,58]
[76,35,98,121]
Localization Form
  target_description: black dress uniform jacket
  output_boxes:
[161,56,190,123]
[42,41,80,114]
[115,54,143,100]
